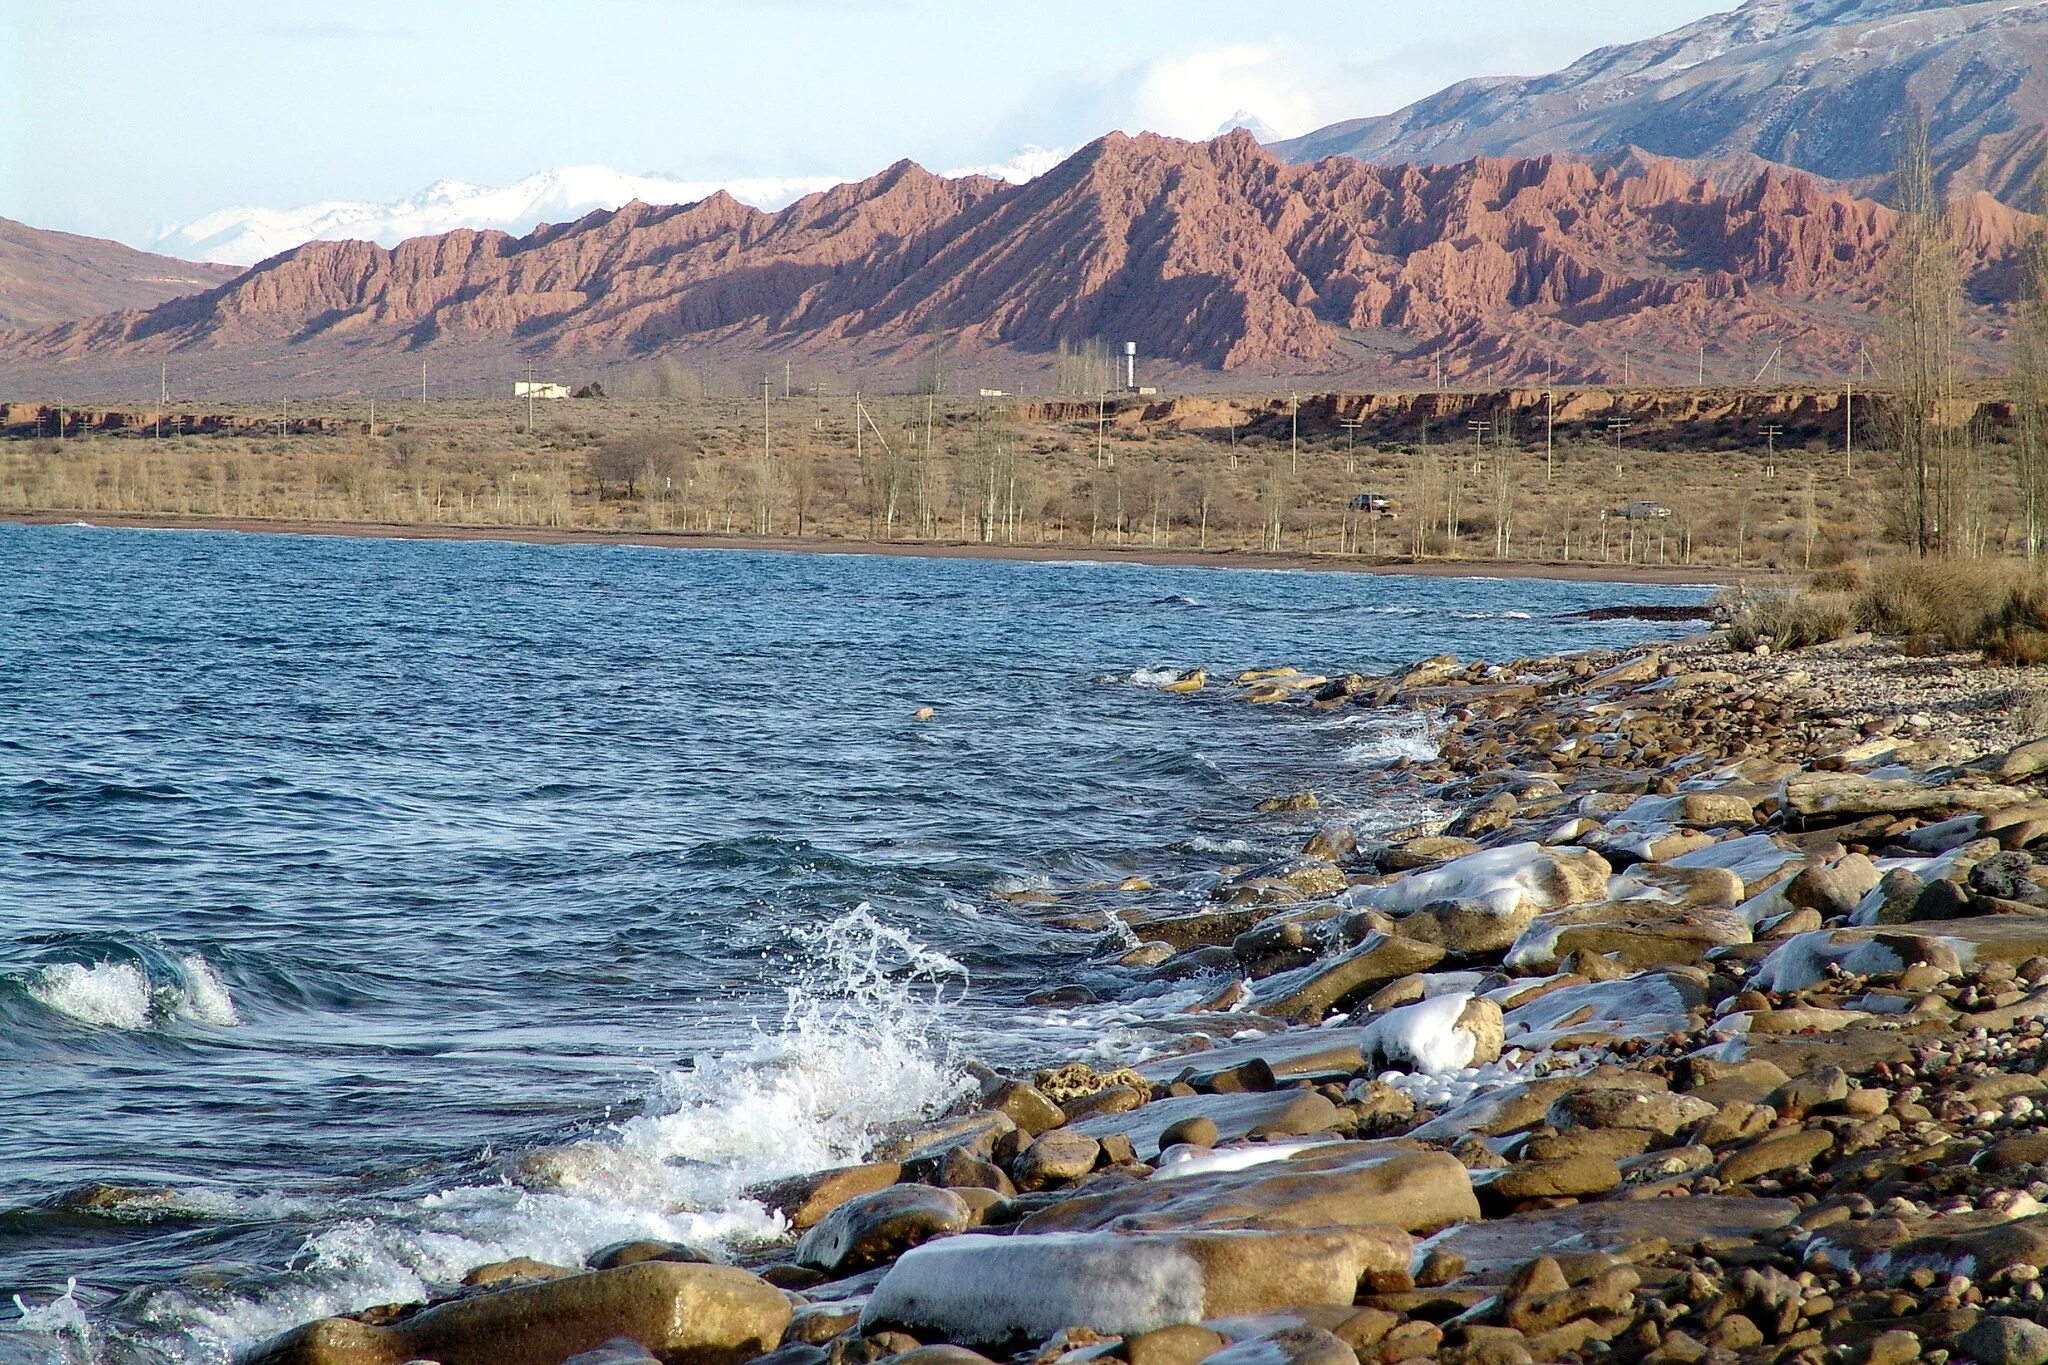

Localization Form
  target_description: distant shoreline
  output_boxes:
[6,510,1746,587]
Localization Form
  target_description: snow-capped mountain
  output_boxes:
[1213,110,1281,143]
[150,152,1066,267]
[1275,0,2048,206]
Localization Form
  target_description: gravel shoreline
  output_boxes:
[232,634,2048,1365]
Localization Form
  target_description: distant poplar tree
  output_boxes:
[2014,159,2048,561]
[1880,109,1966,556]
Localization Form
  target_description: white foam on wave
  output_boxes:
[1127,666,1190,687]
[116,907,971,1363]
[1340,718,1437,768]
[24,954,240,1031]
[7,1278,92,1361]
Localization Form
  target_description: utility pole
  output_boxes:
[1763,423,1783,479]
[1844,373,1854,477]
[1096,385,1106,467]
[1290,392,1299,474]
[1623,351,1631,387]
[157,362,166,440]
[762,376,772,464]
[1544,388,1555,485]
[1339,417,1362,474]
[524,365,536,435]
[1698,344,1705,387]
[783,359,791,399]
[421,359,428,405]
[1608,417,1632,451]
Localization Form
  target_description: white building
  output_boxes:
[513,380,570,400]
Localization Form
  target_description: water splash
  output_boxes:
[23,953,239,1032]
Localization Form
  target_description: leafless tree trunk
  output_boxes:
[2015,161,2048,561]
[1880,109,1965,556]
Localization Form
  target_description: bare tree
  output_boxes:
[2015,160,2048,561]
[1880,109,1966,556]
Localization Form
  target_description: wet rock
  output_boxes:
[991,1080,1073,1137]
[785,1304,863,1345]
[1013,1130,1101,1191]
[794,1186,975,1274]
[588,1241,714,1270]
[1125,1324,1228,1365]
[1504,903,1749,973]
[1059,1084,1146,1123]
[860,1226,1410,1343]
[1356,843,1611,919]
[245,1262,793,1365]
[464,1258,578,1287]
[1252,933,1445,1023]
[752,1163,906,1234]
[1021,1143,1478,1235]
[1067,1088,1343,1159]
[1402,899,1535,955]
[1381,835,1483,872]
[1303,825,1359,863]
[1158,1116,1219,1150]
[1410,1071,1668,1141]
[1204,1326,1359,1365]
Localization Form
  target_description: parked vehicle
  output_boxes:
[1348,492,1395,516]
[1618,499,1671,521]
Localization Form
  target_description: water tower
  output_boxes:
[1122,341,1137,392]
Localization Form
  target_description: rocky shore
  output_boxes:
[249,633,2048,1365]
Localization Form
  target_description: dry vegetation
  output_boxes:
[0,388,1961,573]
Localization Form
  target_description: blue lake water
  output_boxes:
[0,524,1707,1363]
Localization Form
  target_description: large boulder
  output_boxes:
[860,1227,1409,1343]
[1781,773,2033,821]
[1250,933,1444,1022]
[245,1262,792,1365]
[1349,844,1611,918]
[1359,993,1503,1074]
[1018,1143,1478,1236]
[793,1185,974,1274]
[1067,1089,1343,1160]
[1504,903,1749,974]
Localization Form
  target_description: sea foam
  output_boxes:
[24,953,240,1031]
[107,907,970,1363]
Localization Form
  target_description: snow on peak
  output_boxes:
[1214,110,1282,142]
[150,153,1066,267]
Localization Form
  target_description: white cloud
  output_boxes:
[1121,43,1322,141]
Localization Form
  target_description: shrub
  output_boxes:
[1856,559,2045,653]
[1722,589,1858,650]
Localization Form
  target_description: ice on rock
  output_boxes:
[860,1228,1401,1343]
[1345,842,1608,917]
[1665,833,1801,893]
[1360,992,1499,1075]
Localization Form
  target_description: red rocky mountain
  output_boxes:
[2,131,2033,391]
[0,218,237,330]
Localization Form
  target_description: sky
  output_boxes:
[0,0,1737,250]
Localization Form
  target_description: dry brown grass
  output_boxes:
[0,392,1987,570]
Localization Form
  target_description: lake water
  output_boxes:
[0,524,1707,1363]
